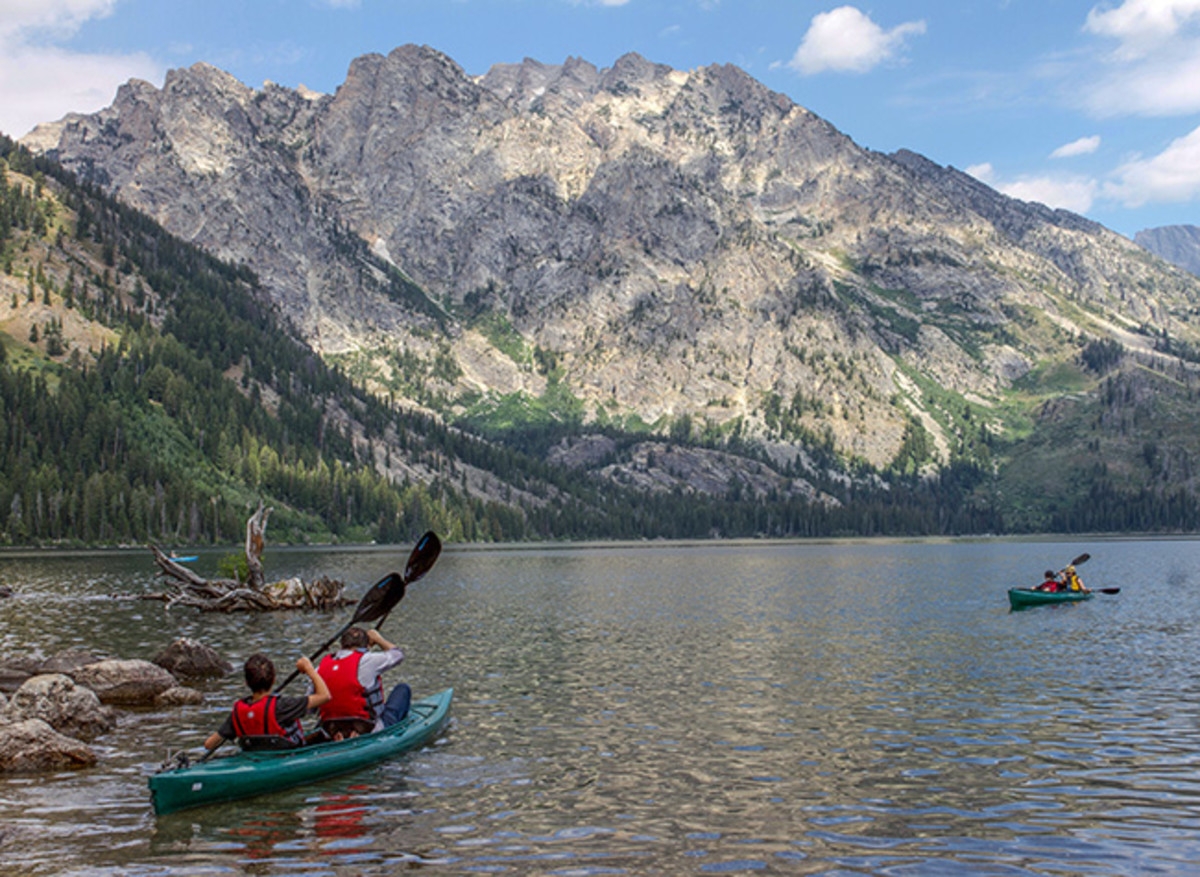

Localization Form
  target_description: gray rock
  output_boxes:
[39,648,103,677]
[0,668,31,695]
[25,45,1200,478]
[0,719,96,773]
[72,659,177,706]
[152,638,233,679]
[154,686,205,707]
[4,674,116,741]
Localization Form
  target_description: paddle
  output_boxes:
[274,530,442,692]
[1054,553,1119,594]
[194,531,441,765]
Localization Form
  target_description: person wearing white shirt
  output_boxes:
[315,627,410,735]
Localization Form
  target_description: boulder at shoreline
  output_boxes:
[72,659,176,705]
[153,638,232,679]
[0,719,97,772]
[4,674,117,741]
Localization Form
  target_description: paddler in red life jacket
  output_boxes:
[203,654,330,751]
[1035,570,1062,592]
[316,627,410,738]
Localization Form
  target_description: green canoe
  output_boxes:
[1008,588,1094,609]
[150,687,452,815]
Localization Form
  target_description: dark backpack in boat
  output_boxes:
[237,734,301,752]
[319,717,376,739]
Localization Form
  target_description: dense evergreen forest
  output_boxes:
[0,137,1196,546]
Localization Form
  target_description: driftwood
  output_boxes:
[142,503,349,613]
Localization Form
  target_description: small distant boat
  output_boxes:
[169,554,198,563]
[1008,588,1093,609]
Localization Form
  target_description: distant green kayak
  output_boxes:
[1008,588,1094,609]
[150,687,452,815]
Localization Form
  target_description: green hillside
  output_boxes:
[2,137,1199,545]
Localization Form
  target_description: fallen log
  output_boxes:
[142,503,349,612]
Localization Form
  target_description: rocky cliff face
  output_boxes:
[1136,225,1200,277]
[26,45,1200,473]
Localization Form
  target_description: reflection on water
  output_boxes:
[3,538,1200,874]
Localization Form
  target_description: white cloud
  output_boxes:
[787,6,925,75]
[0,0,118,39]
[0,0,161,138]
[1080,0,1200,116]
[1082,48,1200,116]
[1001,176,1098,213]
[1085,0,1200,59]
[966,162,996,183]
[1051,135,1102,158]
[1105,123,1200,206]
[966,162,1098,213]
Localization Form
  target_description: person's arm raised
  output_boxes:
[368,628,398,652]
[298,656,331,710]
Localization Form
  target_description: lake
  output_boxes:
[1,537,1199,875]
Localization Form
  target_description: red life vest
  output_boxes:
[318,651,383,723]
[230,694,304,746]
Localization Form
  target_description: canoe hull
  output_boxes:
[150,687,452,815]
[1008,588,1094,609]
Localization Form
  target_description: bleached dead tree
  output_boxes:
[144,503,349,612]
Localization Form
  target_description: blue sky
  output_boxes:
[2,1,1199,238]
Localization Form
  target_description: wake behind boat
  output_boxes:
[150,687,452,814]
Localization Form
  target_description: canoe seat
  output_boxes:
[237,734,300,752]
[319,717,375,739]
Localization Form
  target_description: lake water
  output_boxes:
[1,538,1199,875]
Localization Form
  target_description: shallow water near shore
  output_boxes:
[1,537,1200,875]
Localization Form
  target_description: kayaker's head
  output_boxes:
[1065,565,1075,575]
[243,653,275,693]
[1044,570,1055,579]
[341,627,369,650]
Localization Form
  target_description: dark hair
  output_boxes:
[1044,570,1056,578]
[341,627,369,650]
[244,653,276,692]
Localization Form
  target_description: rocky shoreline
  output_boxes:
[0,639,231,772]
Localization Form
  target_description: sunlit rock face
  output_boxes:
[27,46,1200,469]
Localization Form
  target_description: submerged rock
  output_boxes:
[72,659,176,705]
[154,686,204,707]
[0,668,31,695]
[0,719,96,772]
[152,638,232,679]
[39,648,103,676]
[4,674,116,741]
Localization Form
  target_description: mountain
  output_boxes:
[1135,225,1200,277]
[2,137,1007,546]
[17,46,1200,535]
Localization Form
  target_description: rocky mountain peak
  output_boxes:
[1136,225,1200,277]
[24,46,1200,474]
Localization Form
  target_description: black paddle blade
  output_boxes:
[404,531,442,585]
[351,572,405,626]
[1071,553,1091,566]
[353,532,440,626]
